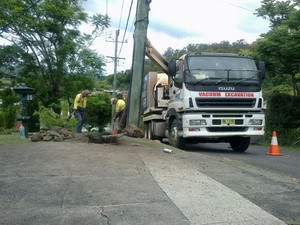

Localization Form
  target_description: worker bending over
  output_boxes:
[111,98,126,131]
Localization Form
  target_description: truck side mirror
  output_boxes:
[168,60,176,77]
[258,61,265,79]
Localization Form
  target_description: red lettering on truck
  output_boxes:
[199,92,221,97]
[225,92,254,97]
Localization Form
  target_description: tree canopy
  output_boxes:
[254,0,300,96]
[0,0,110,111]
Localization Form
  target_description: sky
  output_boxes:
[82,0,271,75]
[0,0,271,76]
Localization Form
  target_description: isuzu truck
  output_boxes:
[142,50,265,152]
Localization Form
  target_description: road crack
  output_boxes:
[100,207,110,225]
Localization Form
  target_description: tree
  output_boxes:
[254,0,300,96]
[255,0,297,28]
[84,93,111,130]
[97,70,132,91]
[0,0,110,112]
[0,88,19,129]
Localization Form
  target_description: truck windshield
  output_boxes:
[185,56,260,84]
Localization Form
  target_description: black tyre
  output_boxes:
[169,119,186,149]
[229,137,250,152]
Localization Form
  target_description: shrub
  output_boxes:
[0,88,19,129]
[34,107,77,132]
[3,105,17,129]
[28,98,40,132]
[293,127,300,146]
[0,110,4,128]
[265,91,300,143]
[83,93,112,129]
[273,128,300,146]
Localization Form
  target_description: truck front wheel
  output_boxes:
[229,137,250,152]
[169,119,186,149]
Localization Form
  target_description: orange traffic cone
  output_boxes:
[266,131,282,156]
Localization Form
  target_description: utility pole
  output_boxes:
[127,0,151,127]
[106,30,125,97]
[106,30,125,131]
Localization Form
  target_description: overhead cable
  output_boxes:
[118,0,134,57]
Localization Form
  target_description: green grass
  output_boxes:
[0,133,31,144]
[254,141,300,151]
[279,145,300,151]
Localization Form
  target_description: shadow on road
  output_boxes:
[183,143,253,155]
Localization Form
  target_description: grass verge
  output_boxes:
[0,133,31,145]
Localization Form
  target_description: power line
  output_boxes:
[118,0,134,57]
[215,0,255,12]
[106,0,108,15]
[118,0,126,30]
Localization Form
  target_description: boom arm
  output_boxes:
[145,39,169,74]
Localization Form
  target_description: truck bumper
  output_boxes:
[180,112,265,138]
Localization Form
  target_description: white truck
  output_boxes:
[142,45,265,152]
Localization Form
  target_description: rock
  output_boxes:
[30,133,43,142]
[57,127,74,139]
[48,130,62,138]
[29,126,121,144]
[43,134,53,141]
[53,136,64,142]
[124,124,144,138]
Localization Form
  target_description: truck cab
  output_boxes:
[166,53,265,151]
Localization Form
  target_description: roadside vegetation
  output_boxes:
[0,0,299,149]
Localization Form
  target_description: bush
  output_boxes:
[34,107,77,132]
[3,105,17,129]
[0,110,4,128]
[265,92,300,145]
[83,93,112,129]
[0,88,19,129]
[293,127,300,146]
[272,128,300,146]
[28,98,40,132]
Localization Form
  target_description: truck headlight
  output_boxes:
[249,119,263,125]
[189,119,206,126]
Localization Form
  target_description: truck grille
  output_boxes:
[196,98,256,108]
[207,127,248,132]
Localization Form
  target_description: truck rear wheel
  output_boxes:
[229,137,250,152]
[169,119,186,149]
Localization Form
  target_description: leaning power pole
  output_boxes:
[127,0,151,126]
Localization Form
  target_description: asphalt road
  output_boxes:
[0,136,295,225]
[180,142,300,225]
